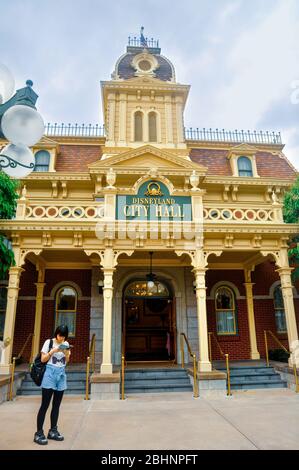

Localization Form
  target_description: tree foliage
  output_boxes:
[283,176,299,281]
[0,171,19,280]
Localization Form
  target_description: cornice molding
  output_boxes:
[88,144,207,172]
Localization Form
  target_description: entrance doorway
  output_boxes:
[122,280,176,361]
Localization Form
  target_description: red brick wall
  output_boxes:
[206,270,251,360]
[14,266,91,363]
[205,263,299,361]
[13,260,37,358]
[13,260,299,364]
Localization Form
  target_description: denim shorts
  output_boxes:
[41,364,67,391]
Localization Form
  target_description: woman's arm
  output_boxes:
[63,349,71,364]
[41,347,60,363]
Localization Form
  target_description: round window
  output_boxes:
[138,60,151,71]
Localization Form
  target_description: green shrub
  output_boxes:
[268,348,289,363]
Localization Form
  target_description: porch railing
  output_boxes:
[24,203,105,221]
[203,206,280,223]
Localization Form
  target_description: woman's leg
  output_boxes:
[37,388,54,432]
[50,390,64,429]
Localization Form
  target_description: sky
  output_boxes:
[0,0,298,169]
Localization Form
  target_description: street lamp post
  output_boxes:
[0,63,44,178]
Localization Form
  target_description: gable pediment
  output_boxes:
[228,143,257,158]
[88,145,207,173]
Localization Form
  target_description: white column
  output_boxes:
[175,96,184,145]
[193,267,212,372]
[244,270,260,360]
[106,92,116,146]
[164,95,173,144]
[0,266,24,374]
[277,267,299,366]
[100,267,115,374]
[32,279,46,360]
[118,93,127,145]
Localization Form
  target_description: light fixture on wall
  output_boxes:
[98,279,104,295]
[0,64,45,178]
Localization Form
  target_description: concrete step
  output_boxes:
[231,381,287,390]
[216,366,287,390]
[230,375,287,384]
[125,385,193,394]
[18,371,89,396]
[124,368,192,394]
[125,379,191,388]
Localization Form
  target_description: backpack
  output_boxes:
[30,339,53,386]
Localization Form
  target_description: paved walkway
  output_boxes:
[1,389,299,450]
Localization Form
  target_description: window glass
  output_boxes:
[56,286,77,337]
[125,280,169,297]
[34,150,50,172]
[148,112,157,142]
[238,156,253,177]
[215,286,237,335]
[273,286,287,333]
[134,112,143,141]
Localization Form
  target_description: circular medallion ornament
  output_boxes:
[145,182,163,196]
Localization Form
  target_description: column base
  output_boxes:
[100,363,113,374]
[250,352,261,360]
[198,361,212,372]
[0,365,11,375]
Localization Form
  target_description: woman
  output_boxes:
[34,325,71,445]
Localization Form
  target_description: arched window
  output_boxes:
[33,150,50,172]
[134,111,143,141]
[0,286,7,340]
[215,286,237,335]
[237,156,253,177]
[55,286,77,337]
[148,112,157,142]
[273,286,287,333]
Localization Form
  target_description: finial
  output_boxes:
[140,26,148,48]
[26,79,33,87]
[21,185,27,200]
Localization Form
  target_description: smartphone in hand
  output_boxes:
[58,344,73,350]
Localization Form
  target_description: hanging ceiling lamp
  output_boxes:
[146,251,157,291]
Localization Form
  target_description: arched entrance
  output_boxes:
[122,279,176,361]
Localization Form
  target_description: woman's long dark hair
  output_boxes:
[54,325,69,340]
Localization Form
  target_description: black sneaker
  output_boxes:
[47,427,64,441]
[34,430,48,445]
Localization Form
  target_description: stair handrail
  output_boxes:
[264,330,298,393]
[180,332,199,398]
[8,357,16,401]
[89,334,96,373]
[85,334,96,400]
[208,332,231,396]
[15,332,35,363]
[121,354,125,400]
